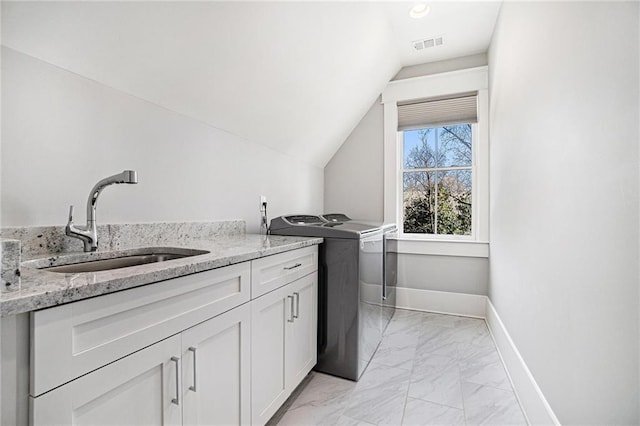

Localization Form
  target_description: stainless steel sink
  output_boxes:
[31,248,210,273]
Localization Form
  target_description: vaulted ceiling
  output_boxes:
[2,1,501,167]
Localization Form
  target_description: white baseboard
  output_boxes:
[395,287,486,318]
[485,299,560,426]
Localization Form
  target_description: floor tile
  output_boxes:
[343,363,411,425]
[288,373,356,410]
[422,312,476,329]
[274,309,527,426]
[354,359,412,390]
[462,382,527,425]
[416,325,463,359]
[402,397,465,426]
[409,363,464,409]
[276,373,356,425]
[277,403,344,426]
[336,415,377,426]
[385,311,424,338]
[412,351,458,376]
[454,322,495,348]
[458,345,512,391]
[370,330,419,371]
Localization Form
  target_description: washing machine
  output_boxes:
[269,214,396,381]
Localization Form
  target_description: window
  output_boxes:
[402,124,474,236]
[382,67,489,256]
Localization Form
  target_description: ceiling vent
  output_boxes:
[412,35,444,51]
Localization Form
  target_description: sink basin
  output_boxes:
[31,248,210,273]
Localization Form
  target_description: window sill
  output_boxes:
[387,237,489,258]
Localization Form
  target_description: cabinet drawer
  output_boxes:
[251,246,317,298]
[31,262,250,397]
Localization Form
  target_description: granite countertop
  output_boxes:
[1,234,322,317]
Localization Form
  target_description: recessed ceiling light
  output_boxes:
[409,3,430,19]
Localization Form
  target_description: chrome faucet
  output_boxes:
[66,170,138,252]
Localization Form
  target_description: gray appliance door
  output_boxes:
[357,231,384,378]
[381,229,397,334]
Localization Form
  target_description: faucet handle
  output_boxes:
[67,205,74,224]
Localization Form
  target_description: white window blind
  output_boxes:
[397,93,478,130]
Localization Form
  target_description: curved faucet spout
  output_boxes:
[66,170,139,252]
[86,170,138,227]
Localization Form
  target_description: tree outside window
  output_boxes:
[402,124,473,236]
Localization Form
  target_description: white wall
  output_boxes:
[324,57,489,296]
[488,3,639,424]
[1,1,400,168]
[324,97,384,222]
[2,47,323,231]
[398,254,487,295]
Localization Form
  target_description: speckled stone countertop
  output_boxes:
[1,234,322,317]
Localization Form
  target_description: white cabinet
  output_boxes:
[251,272,317,426]
[32,306,254,426]
[28,245,318,426]
[182,303,251,426]
[31,334,182,426]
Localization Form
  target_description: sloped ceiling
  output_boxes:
[2,1,501,167]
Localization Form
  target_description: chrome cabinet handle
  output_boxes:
[170,356,180,405]
[288,295,295,322]
[188,347,197,392]
[293,292,300,319]
[283,263,302,270]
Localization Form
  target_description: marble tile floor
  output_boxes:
[270,309,527,426]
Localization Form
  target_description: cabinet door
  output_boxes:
[31,335,182,426]
[182,303,251,426]
[250,285,291,426]
[286,272,318,391]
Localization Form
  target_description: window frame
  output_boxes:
[382,67,489,257]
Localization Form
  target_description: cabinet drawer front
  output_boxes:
[31,262,250,397]
[31,335,182,426]
[251,246,317,298]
